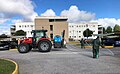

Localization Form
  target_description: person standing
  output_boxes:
[92,36,102,58]
[80,38,85,49]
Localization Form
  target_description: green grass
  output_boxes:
[76,44,81,46]
[68,41,80,45]
[68,41,81,47]
[0,59,15,74]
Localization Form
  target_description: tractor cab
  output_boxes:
[31,30,50,46]
[32,30,47,42]
[32,30,47,38]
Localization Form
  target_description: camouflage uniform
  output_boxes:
[92,37,101,58]
[80,38,85,49]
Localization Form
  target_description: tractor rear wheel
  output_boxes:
[18,43,30,53]
[38,40,52,52]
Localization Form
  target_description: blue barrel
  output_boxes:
[53,35,62,48]
[54,35,62,42]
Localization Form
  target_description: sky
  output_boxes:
[0,0,120,35]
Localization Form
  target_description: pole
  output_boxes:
[102,26,103,38]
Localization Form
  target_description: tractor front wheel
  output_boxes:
[18,43,30,53]
[38,40,52,52]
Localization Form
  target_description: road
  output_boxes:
[0,44,120,74]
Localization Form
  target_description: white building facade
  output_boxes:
[15,22,35,37]
[69,22,98,40]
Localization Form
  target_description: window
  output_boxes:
[79,31,81,33]
[36,32,45,41]
[79,36,81,38]
[86,24,88,27]
[70,36,71,38]
[74,36,76,38]
[31,25,33,27]
[27,25,29,27]
[25,25,26,27]
[55,19,67,22]
[50,25,53,31]
[49,19,54,22]
[42,27,44,30]
[49,19,67,22]
[19,25,21,28]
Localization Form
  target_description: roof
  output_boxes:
[15,22,34,25]
[69,22,98,25]
[35,16,68,20]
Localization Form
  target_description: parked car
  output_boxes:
[102,37,120,46]
[0,38,18,50]
[102,38,115,46]
[0,41,9,50]
[115,41,120,46]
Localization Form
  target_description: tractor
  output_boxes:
[18,30,52,53]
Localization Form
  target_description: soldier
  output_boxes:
[92,36,102,58]
[80,38,85,49]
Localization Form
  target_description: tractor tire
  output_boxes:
[38,40,52,52]
[29,45,32,51]
[18,43,30,53]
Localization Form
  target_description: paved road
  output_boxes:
[0,44,120,74]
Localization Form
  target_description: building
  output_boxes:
[69,22,99,40]
[10,25,16,36]
[15,22,35,37]
[35,16,68,42]
[98,25,103,34]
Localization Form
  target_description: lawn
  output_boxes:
[68,41,80,45]
[0,59,15,74]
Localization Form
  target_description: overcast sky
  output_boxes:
[0,0,120,35]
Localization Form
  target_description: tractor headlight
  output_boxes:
[58,39,61,42]
[55,40,57,42]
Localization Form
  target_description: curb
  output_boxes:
[84,46,114,49]
[1,58,18,74]
[9,49,17,51]
[84,46,92,48]
[104,46,114,48]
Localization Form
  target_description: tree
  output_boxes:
[15,30,26,36]
[113,24,120,32]
[83,28,93,38]
[0,34,8,38]
[105,26,112,33]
